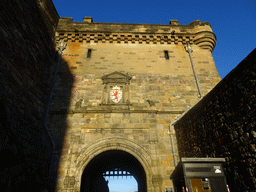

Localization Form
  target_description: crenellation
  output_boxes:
[56,18,213,50]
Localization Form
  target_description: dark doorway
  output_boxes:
[80,150,147,192]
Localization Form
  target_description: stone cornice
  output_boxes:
[56,32,194,45]
[55,18,216,50]
[49,110,185,114]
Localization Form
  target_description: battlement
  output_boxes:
[56,18,216,52]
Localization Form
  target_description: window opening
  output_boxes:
[164,50,169,60]
[103,169,137,192]
[87,49,92,58]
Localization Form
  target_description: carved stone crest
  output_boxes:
[101,71,131,105]
[110,86,122,103]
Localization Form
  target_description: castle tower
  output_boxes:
[50,17,221,191]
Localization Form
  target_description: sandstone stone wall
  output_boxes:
[50,18,221,191]
[174,49,256,192]
[0,0,60,191]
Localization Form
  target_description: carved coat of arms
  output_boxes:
[110,86,122,103]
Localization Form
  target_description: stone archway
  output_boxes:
[80,150,146,192]
[74,137,155,192]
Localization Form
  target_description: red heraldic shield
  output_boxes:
[110,86,122,103]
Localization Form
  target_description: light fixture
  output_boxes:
[58,39,67,52]
[185,41,192,52]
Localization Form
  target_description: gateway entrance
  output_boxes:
[80,150,147,192]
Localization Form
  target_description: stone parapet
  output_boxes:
[56,18,216,51]
[193,31,216,52]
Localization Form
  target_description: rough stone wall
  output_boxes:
[50,18,221,191]
[50,112,177,191]
[52,45,220,112]
[0,0,59,191]
[174,49,256,192]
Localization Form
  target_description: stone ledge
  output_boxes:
[49,110,185,114]
[56,32,193,45]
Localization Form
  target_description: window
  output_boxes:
[164,51,169,60]
[87,49,92,58]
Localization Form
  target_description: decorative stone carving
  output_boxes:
[101,71,131,105]
[64,176,76,188]
[146,99,155,107]
[152,174,162,186]
[75,99,84,109]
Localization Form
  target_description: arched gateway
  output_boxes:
[75,137,154,192]
[80,150,147,192]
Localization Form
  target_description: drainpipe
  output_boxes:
[169,42,204,167]
[44,39,67,179]
[170,122,178,167]
[169,97,203,167]
[185,42,203,98]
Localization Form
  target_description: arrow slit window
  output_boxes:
[87,49,92,58]
[164,50,169,60]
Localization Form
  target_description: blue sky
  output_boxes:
[52,0,255,191]
[104,176,138,192]
[52,0,256,79]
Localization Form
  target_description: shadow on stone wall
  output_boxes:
[174,48,256,192]
[0,0,73,191]
[47,56,74,191]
